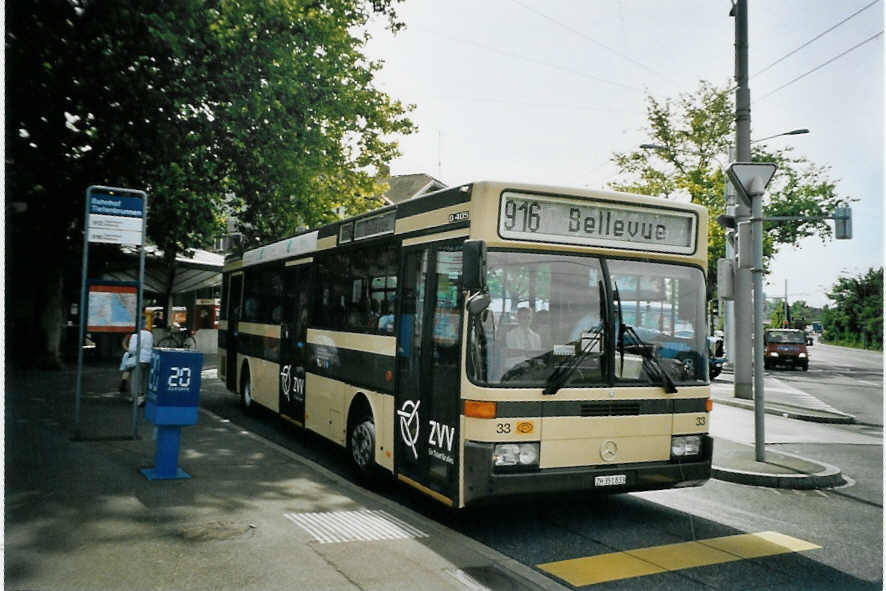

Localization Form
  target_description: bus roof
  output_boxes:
[226,181,707,271]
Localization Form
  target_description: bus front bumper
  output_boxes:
[462,436,712,506]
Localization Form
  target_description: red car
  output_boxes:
[764,329,809,371]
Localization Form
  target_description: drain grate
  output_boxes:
[284,509,428,544]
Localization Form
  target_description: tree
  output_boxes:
[609,81,851,289]
[6,0,414,367]
[822,267,883,350]
[785,299,819,330]
[768,299,789,329]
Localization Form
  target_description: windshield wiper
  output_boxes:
[614,282,678,394]
[542,326,602,395]
[543,280,607,395]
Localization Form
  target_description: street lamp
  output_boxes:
[639,128,809,154]
[751,128,809,143]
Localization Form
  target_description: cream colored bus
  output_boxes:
[218,181,712,508]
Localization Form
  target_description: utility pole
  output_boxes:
[723,146,736,366]
[732,0,754,401]
[784,279,791,328]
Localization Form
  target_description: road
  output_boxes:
[776,339,883,426]
[200,342,882,589]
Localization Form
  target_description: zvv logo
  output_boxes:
[428,420,454,452]
[280,364,305,403]
[281,365,291,401]
[397,400,421,460]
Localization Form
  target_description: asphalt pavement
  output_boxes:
[5,358,853,590]
[708,367,850,489]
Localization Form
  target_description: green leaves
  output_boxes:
[8,0,413,255]
[822,268,883,350]
[609,81,852,292]
[7,0,414,363]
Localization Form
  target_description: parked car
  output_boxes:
[763,328,809,371]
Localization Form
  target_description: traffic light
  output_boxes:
[834,206,852,240]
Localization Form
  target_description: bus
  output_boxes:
[218,181,712,508]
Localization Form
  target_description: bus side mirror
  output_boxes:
[467,292,491,315]
[463,240,487,292]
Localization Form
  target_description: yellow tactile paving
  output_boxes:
[537,531,820,587]
[628,540,737,571]
[538,552,666,586]
[701,531,821,559]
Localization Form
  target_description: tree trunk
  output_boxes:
[38,265,65,369]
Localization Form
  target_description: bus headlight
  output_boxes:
[493,443,540,467]
[768,352,779,358]
[671,435,702,457]
[799,353,807,358]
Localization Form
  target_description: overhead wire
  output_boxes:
[751,0,881,80]
[507,0,679,86]
[754,30,883,103]
[414,26,645,92]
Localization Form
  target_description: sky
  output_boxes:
[364,0,884,308]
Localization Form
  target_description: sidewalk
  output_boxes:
[6,362,565,591]
[708,369,850,489]
[6,362,848,590]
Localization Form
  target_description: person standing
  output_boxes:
[127,321,154,406]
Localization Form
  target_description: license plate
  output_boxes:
[594,474,627,487]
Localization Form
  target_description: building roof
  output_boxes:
[382,173,448,204]
[104,245,223,295]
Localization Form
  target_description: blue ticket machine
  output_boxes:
[141,348,203,480]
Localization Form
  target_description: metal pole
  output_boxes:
[784,279,791,328]
[74,188,92,440]
[733,0,754,400]
[131,297,142,439]
[750,179,766,461]
[723,147,736,366]
[131,192,148,439]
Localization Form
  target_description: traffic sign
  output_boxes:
[726,162,777,207]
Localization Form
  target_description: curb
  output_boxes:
[712,449,844,490]
[713,396,856,425]
[197,408,570,591]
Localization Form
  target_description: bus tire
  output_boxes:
[240,364,256,414]
[348,414,377,480]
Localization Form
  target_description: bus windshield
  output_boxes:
[467,251,707,388]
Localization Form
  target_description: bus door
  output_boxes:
[395,243,463,504]
[280,262,311,425]
[226,272,244,392]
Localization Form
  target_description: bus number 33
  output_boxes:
[503,200,541,233]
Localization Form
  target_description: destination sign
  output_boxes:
[354,210,395,240]
[498,192,696,254]
[242,230,319,267]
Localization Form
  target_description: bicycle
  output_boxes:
[158,326,197,349]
